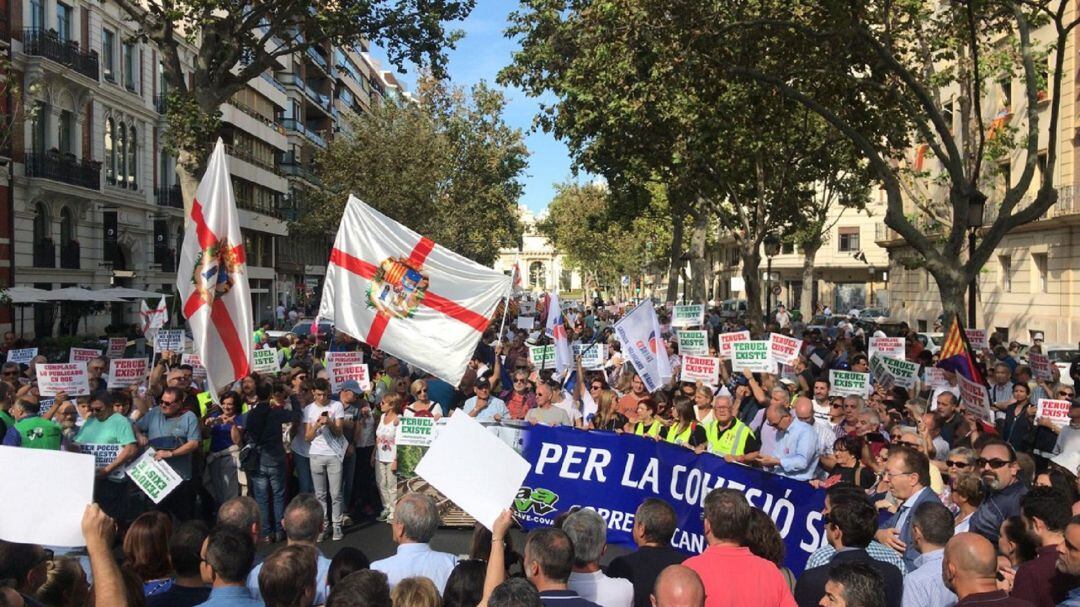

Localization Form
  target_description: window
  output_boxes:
[29,0,44,30]
[1032,253,1048,293]
[102,30,116,82]
[1000,162,1011,192]
[56,3,72,41]
[117,122,127,186]
[999,78,1012,108]
[838,227,860,252]
[57,110,73,154]
[999,255,1012,292]
[123,43,135,91]
[943,99,954,131]
[31,102,47,154]
[104,118,115,185]
[529,261,546,288]
[59,207,74,244]
[33,203,49,243]
[127,126,137,188]
[1037,152,1048,187]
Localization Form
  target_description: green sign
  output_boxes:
[671,304,704,328]
[126,448,182,504]
[529,345,556,368]
[396,417,437,447]
[253,348,279,373]
[677,330,708,356]
[830,370,870,397]
[731,340,771,372]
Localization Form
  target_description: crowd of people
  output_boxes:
[0,297,1078,607]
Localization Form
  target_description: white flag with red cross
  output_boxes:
[176,139,253,399]
[318,195,511,385]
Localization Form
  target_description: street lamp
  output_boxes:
[967,194,986,327]
[764,235,781,314]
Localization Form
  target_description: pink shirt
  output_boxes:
[683,545,796,607]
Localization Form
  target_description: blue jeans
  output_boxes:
[341,451,356,512]
[251,456,287,537]
[294,453,314,494]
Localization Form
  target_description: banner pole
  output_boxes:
[496,264,516,342]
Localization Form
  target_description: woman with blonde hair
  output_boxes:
[35,557,89,607]
[693,384,715,423]
[391,576,442,607]
[407,379,443,419]
[590,390,628,432]
[375,392,404,522]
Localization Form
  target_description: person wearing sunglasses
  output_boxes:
[463,376,508,422]
[968,439,1027,545]
[498,369,536,421]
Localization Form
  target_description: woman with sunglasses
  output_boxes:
[406,379,443,420]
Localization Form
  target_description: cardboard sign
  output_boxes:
[768,334,803,366]
[680,355,721,384]
[36,363,90,397]
[516,316,535,330]
[671,304,705,328]
[529,345,556,368]
[154,330,185,352]
[1029,352,1054,382]
[520,301,537,315]
[964,329,989,350]
[718,331,751,359]
[328,362,371,393]
[573,343,606,370]
[107,358,149,389]
[69,348,102,363]
[180,353,206,381]
[7,348,37,364]
[957,374,994,424]
[731,341,772,373]
[924,367,950,389]
[395,416,437,447]
[677,330,709,356]
[830,370,870,397]
[1037,398,1072,429]
[80,444,126,480]
[253,348,280,373]
[0,447,94,547]
[107,337,127,358]
[326,351,363,367]
[126,448,182,504]
[868,337,905,360]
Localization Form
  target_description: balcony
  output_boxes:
[21,28,99,81]
[303,81,333,113]
[33,239,55,268]
[280,157,322,186]
[59,241,80,269]
[235,196,281,218]
[25,152,101,190]
[261,72,286,94]
[306,47,330,73]
[156,184,182,209]
[281,118,327,148]
[225,144,281,175]
[154,94,168,114]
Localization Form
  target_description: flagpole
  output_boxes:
[496,263,517,343]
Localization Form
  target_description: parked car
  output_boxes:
[859,308,891,323]
[1043,343,1080,386]
[266,319,335,342]
[916,332,944,355]
[718,299,747,320]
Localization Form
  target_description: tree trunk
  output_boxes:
[800,241,820,320]
[688,212,708,304]
[740,243,764,332]
[665,212,685,304]
[176,149,203,217]
[933,272,968,329]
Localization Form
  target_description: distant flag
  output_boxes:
[544,291,573,376]
[140,295,168,338]
[512,259,523,291]
[937,315,985,385]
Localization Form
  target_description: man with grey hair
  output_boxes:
[371,492,458,592]
[219,496,261,546]
[564,509,634,607]
[703,394,760,461]
[247,493,332,605]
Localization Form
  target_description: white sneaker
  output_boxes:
[332,526,344,541]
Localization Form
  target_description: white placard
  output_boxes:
[924,367,950,389]
[107,337,127,358]
[395,416,438,447]
[7,348,37,364]
[154,330,185,352]
[326,351,364,367]
[671,304,705,328]
[36,363,90,397]
[868,337,905,360]
[1036,398,1072,429]
[180,353,206,381]
[69,348,102,363]
[957,374,994,424]
[415,411,531,531]
[0,446,94,546]
[107,358,149,388]
[680,355,721,384]
[328,362,371,393]
[516,316,535,330]
[718,331,751,359]
[871,355,919,388]
[731,341,772,372]
[1029,353,1054,382]
[829,370,870,397]
[520,301,537,315]
[126,448,183,504]
[964,329,989,350]
[573,343,606,370]
[529,345,556,368]
[730,276,745,292]
[677,330,709,356]
[253,348,280,373]
[768,334,803,366]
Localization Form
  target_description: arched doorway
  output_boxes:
[529,261,546,290]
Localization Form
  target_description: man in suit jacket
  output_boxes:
[794,498,904,607]
[606,499,687,607]
[875,445,942,572]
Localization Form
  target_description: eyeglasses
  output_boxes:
[894,440,920,448]
[415,388,427,394]
[947,460,969,469]
[2,371,17,377]
[977,458,1012,469]
[514,379,528,385]
[1059,391,1075,398]
[886,470,916,479]
[590,385,603,390]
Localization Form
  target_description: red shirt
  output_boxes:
[683,545,796,607]
[1011,544,1079,607]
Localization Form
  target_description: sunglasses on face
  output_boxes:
[977,457,1012,469]
[590,385,603,390]
[947,460,969,469]
[514,379,528,385]
[3,371,17,376]
[1059,391,1075,398]
[894,440,920,448]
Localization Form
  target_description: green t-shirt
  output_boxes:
[0,410,14,431]
[76,413,136,445]
[15,416,63,450]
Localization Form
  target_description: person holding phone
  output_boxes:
[304,378,347,541]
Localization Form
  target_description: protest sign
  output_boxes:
[731,341,771,373]
[829,370,869,397]
[36,398,55,416]
[768,334,802,366]
[107,337,127,358]
[957,375,994,423]
[6,347,37,364]
[573,343,606,370]
[1036,398,1072,429]
[868,337,905,360]
[717,331,750,359]
[107,358,148,388]
[680,355,720,384]
[677,330,709,356]
[0,447,93,546]
[879,356,919,388]
[80,444,125,480]
[36,363,89,397]
[671,304,705,328]
[520,301,537,315]
[154,330,184,352]
[326,351,363,367]
[328,362,370,393]
[529,345,556,368]
[180,353,206,381]
[69,348,102,363]
[1029,352,1054,382]
[924,367,950,389]
[253,348,280,373]
[516,316,534,330]
[964,329,989,350]
[396,416,438,447]
[517,425,825,574]
[126,448,182,504]
[416,412,530,530]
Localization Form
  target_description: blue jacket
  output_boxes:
[969,480,1028,545]
[884,486,942,573]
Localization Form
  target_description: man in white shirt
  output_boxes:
[775,304,791,330]
[371,492,458,592]
[563,508,634,607]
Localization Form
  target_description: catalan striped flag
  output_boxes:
[937,315,986,385]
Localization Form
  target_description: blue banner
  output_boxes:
[515,425,826,574]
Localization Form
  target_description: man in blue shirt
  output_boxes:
[463,380,508,422]
[247,494,331,605]
[902,501,957,607]
[135,387,202,521]
[750,400,819,481]
[372,492,458,592]
[877,446,942,572]
[197,526,262,606]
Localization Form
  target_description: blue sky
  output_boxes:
[370,0,575,214]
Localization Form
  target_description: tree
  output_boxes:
[301,79,527,266]
[112,0,474,211]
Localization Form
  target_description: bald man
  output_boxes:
[651,565,705,607]
[942,533,1033,607]
[793,396,842,472]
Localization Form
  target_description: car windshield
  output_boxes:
[293,322,332,336]
[1047,349,1080,363]
[929,335,942,346]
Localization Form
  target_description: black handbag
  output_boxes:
[239,407,266,473]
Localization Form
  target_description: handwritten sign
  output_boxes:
[516,316,535,330]
[328,362,370,393]
[69,348,102,363]
[154,330,184,352]
[1029,352,1054,382]
[868,337,905,360]
[574,343,606,370]
[1037,398,1072,429]
[957,374,994,424]
[529,345,556,368]
[36,363,89,397]
[964,329,989,350]
[718,331,751,359]
[126,448,182,504]
[677,330,709,356]
[395,416,437,447]
[326,351,363,367]
[107,337,127,358]
[732,341,772,373]
[830,370,869,397]
[108,358,149,388]
[7,348,37,364]
[680,355,720,384]
[180,353,206,381]
[672,304,705,328]
[924,367,950,389]
[253,348,280,373]
[768,334,803,366]
[80,444,125,480]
